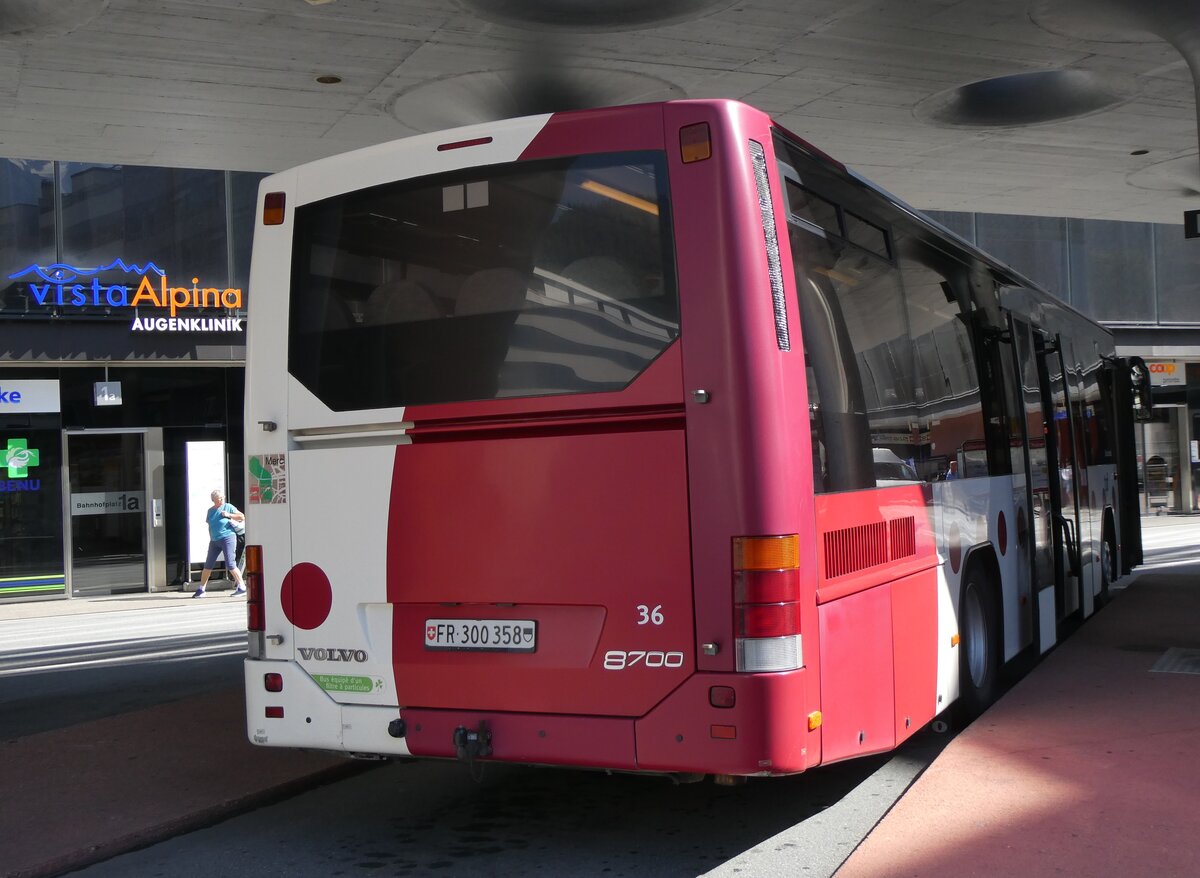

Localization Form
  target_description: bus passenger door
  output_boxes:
[1011,320,1076,653]
[1038,334,1083,629]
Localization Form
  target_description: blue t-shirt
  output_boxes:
[207,503,239,540]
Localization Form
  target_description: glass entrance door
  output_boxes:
[67,432,147,596]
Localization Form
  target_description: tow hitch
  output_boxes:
[453,721,493,762]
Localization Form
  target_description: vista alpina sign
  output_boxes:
[8,259,245,333]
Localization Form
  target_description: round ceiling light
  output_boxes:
[916,69,1128,127]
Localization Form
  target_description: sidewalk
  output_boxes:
[836,517,1200,877]
[0,585,244,621]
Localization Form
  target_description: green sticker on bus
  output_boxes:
[313,674,375,693]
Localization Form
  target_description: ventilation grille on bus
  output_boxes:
[749,139,789,351]
[824,516,917,579]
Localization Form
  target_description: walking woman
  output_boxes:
[193,489,247,597]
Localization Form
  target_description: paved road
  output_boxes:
[69,730,949,878]
[0,599,245,738]
[1135,514,1200,569]
[0,601,244,674]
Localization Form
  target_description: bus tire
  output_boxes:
[1096,525,1116,608]
[955,565,999,725]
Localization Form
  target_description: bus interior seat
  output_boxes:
[455,267,530,315]
[561,256,638,302]
[363,278,442,326]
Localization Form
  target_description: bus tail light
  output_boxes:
[733,536,803,672]
[679,122,712,163]
[245,544,265,632]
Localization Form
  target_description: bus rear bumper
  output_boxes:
[400,669,814,776]
[402,708,636,770]
[634,670,814,775]
[244,659,412,758]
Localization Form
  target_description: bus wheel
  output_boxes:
[1096,531,1115,608]
[955,567,999,724]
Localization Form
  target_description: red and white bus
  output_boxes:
[242,99,1143,779]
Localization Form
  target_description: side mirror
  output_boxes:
[1128,356,1153,422]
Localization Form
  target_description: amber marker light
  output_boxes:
[263,192,286,225]
[679,122,712,163]
[807,711,823,731]
[710,724,737,740]
[951,633,961,647]
[733,535,799,571]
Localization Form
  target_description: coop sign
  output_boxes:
[8,259,244,334]
[1146,360,1185,387]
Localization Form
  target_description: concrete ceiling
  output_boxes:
[0,0,1198,224]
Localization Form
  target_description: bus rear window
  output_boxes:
[288,151,679,411]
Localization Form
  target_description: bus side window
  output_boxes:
[788,222,887,493]
[972,310,1023,477]
[898,253,985,481]
[806,354,829,492]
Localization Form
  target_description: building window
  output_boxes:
[0,159,56,316]
[59,164,229,313]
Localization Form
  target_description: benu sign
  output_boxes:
[0,380,60,412]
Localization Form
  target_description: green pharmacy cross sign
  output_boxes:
[3,438,40,477]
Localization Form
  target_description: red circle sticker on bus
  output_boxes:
[281,562,333,630]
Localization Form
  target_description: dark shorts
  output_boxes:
[205,534,237,570]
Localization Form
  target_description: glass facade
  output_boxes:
[0,161,266,321]
[0,160,56,316]
[1154,228,1200,325]
[230,171,264,291]
[926,209,1200,328]
[60,164,228,314]
[1066,219,1154,325]
[975,213,1069,305]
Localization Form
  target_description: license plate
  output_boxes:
[424,618,537,653]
